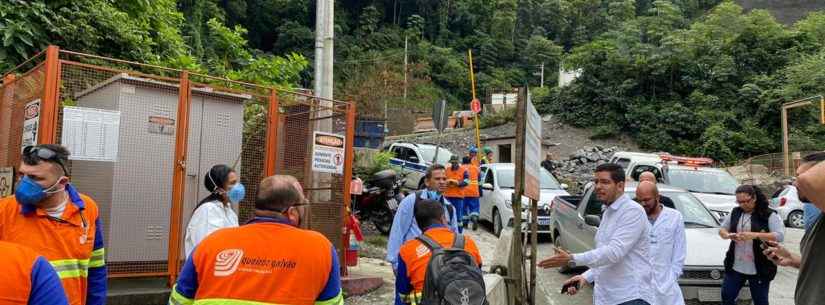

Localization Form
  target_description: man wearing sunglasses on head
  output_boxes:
[169,175,343,305]
[0,144,107,305]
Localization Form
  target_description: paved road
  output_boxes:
[533,228,803,305]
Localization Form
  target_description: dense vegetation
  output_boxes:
[1,0,823,161]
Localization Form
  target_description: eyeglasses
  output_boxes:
[23,146,69,176]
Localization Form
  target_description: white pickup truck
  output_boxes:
[549,182,752,304]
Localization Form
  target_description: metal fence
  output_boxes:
[0,46,355,284]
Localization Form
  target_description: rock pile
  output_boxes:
[550,146,619,193]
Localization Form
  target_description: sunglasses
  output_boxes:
[23,146,69,176]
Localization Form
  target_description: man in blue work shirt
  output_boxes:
[386,164,459,271]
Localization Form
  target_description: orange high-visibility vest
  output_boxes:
[464,164,481,198]
[0,187,104,305]
[443,165,467,198]
[398,227,482,296]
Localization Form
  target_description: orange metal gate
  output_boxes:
[0,46,355,284]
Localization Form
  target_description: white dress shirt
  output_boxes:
[184,200,239,257]
[649,207,686,305]
[574,194,655,305]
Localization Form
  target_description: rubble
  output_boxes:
[549,146,619,193]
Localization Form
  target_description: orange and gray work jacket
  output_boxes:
[394,225,482,305]
[463,164,482,198]
[0,241,69,305]
[443,165,468,198]
[0,184,107,305]
[169,216,343,305]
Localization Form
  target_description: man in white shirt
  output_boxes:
[636,181,686,305]
[539,163,654,305]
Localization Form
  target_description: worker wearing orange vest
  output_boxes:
[0,241,69,305]
[462,156,483,231]
[469,146,481,167]
[169,175,343,305]
[444,155,468,233]
[0,145,107,305]
[395,199,482,305]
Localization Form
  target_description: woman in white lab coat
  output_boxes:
[184,164,244,257]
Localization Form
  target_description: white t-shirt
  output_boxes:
[184,200,239,257]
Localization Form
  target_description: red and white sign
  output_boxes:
[312,131,346,174]
[21,99,40,151]
[471,98,482,113]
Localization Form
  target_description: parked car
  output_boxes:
[614,152,739,220]
[550,182,752,304]
[478,163,570,236]
[770,185,806,229]
[385,142,454,190]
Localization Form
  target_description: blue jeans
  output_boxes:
[618,300,649,305]
[722,270,770,305]
[446,197,464,232]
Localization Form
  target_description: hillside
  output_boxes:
[737,0,825,24]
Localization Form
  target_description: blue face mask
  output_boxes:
[15,176,62,207]
[227,183,246,204]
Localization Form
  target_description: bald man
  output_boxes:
[638,171,675,209]
[170,175,344,305]
[636,181,686,305]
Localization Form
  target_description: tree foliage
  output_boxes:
[541,2,825,162]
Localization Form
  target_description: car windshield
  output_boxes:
[629,191,719,228]
[666,169,738,195]
[418,146,452,164]
[496,168,562,189]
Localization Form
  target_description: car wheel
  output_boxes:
[788,210,805,229]
[555,231,571,274]
[493,209,503,237]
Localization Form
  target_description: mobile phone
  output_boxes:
[561,281,580,294]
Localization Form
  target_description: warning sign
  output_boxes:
[312,131,346,174]
[21,99,40,152]
[0,167,13,197]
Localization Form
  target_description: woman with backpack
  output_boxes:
[718,185,784,305]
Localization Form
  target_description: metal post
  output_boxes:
[39,45,60,144]
[782,105,789,176]
[529,198,538,304]
[168,71,192,286]
[540,63,545,88]
[314,0,325,98]
[403,36,408,103]
[468,49,481,150]
[264,89,280,176]
[780,96,820,176]
[342,102,356,277]
[0,74,16,165]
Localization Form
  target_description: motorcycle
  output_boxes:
[352,169,406,235]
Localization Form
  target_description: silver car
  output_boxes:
[478,163,569,236]
[770,186,806,229]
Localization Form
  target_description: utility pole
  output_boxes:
[314,0,325,98]
[533,63,545,88]
[323,0,334,102]
[403,36,408,102]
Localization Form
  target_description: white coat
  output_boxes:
[649,207,687,305]
[184,200,239,257]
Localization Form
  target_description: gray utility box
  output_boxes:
[70,73,246,268]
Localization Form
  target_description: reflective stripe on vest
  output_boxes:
[89,248,106,268]
[464,165,480,197]
[50,259,89,279]
[185,294,343,305]
[399,292,422,305]
[169,286,194,305]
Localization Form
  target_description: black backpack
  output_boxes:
[416,234,487,305]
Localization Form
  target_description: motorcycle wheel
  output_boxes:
[373,205,394,235]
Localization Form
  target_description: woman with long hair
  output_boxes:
[718,185,784,305]
[184,165,245,257]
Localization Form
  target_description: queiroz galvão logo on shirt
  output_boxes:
[214,249,244,276]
